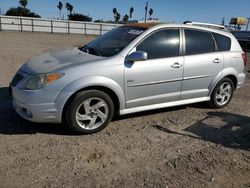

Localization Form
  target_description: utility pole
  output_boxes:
[246,18,249,31]
[222,17,225,26]
[144,1,148,23]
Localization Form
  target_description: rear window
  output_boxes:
[213,33,231,51]
[185,29,215,55]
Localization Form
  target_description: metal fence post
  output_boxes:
[20,17,23,32]
[68,21,70,34]
[31,18,34,32]
[0,16,2,31]
[100,24,102,35]
[84,23,87,35]
[51,20,53,33]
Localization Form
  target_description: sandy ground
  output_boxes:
[0,31,250,188]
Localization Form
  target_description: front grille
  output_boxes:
[11,73,24,87]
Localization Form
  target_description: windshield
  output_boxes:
[79,26,146,57]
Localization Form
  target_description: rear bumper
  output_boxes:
[237,73,246,89]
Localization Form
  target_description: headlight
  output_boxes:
[25,73,64,90]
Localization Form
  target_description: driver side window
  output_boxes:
[137,29,180,59]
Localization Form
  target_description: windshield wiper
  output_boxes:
[80,46,102,56]
[79,46,88,53]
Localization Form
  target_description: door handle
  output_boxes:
[213,58,221,63]
[171,62,182,68]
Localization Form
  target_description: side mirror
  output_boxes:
[126,51,148,62]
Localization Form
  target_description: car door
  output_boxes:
[181,29,223,99]
[124,29,184,108]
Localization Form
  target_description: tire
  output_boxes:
[209,78,234,108]
[66,90,114,134]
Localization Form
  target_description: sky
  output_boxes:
[0,0,249,25]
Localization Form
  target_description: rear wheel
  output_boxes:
[66,90,114,134]
[209,78,234,108]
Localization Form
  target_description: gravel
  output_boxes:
[0,31,250,188]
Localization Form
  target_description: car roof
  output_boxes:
[125,22,227,32]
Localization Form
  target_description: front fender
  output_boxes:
[55,76,126,121]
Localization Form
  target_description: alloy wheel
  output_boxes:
[75,97,109,130]
[215,82,232,106]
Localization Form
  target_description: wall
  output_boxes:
[0,15,121,35]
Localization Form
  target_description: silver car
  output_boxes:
[10,22,246,134]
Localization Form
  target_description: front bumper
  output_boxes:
[11,85,62,123]
[13,99,61,123]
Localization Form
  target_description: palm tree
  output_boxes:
[123,14,129,22]
[115,12,121,22]
[69,4,73,14]
[19,0,28,8]
[66,2,73,15]
[113,8,117,21]
[149,8,153,17]
[129,7,134,20]
[65,3,70,15]
[144,1,148,22]
[57,1,63,19]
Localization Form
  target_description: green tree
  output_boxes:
[123,14,129,22]
[149,8,153,17]
[5,7,40,18]
[19,0,28,8]
[115,12,121,22]
[112,8,117,21]
[57,1,63,19]
[129,7,134,19]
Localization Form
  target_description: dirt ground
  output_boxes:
[0,32,250,188]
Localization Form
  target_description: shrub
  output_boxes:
[5,7,41,18]
[68,13,92,22]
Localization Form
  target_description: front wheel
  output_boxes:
[66,90,114,134]
[209,78,234,108]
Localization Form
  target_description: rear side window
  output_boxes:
[185,29,215,55]
[137,29,180,59]
[213,33,231,51]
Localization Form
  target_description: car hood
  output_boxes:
[20,48,104,74]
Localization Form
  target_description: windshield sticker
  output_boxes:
[128,30,144,35]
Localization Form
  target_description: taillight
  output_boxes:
[242,52,247,66]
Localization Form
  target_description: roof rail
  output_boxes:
[183,21,230,32]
